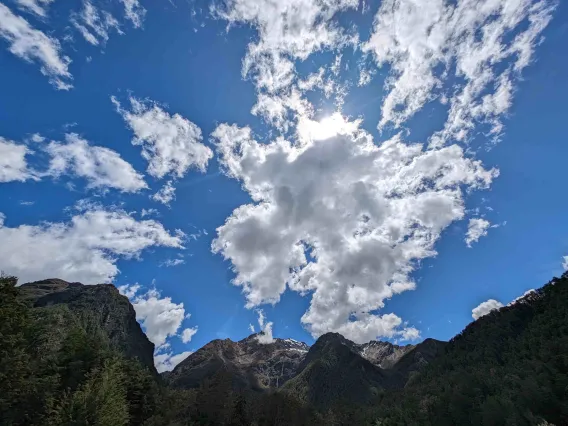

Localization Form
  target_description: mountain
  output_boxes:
[2,271,567,426]
[167,333,309,390]
[19,278,156,374]
[281,332,391,408]
[355,340,416,368]
[371,272,568,425]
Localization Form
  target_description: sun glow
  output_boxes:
[297,112,360,142]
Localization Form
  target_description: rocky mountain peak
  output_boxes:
[168,334,310,390]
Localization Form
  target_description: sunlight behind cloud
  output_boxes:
[297,112,361,142]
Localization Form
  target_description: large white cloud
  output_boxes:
[0,137,35,182]
[211,115,497,343]
[0,3,72,89]
[0,209,184,284]
[472,299,504,320]
[363,0,555,143]
[112,96,213,180]
[46,133,147,192]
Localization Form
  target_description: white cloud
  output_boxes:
[119,0,146,28]
[29,133,45,143]
[152,180,176,205]
[181,326,198,343]
[214,0,358,86]
[363,0,555,143]
[46,133,147,193]
[160,258,185,268]
[0,3,72,89]
[0,209,184,284]
[124,286,187,347]
[117,283,141,299]
[119,283,197,372]
[211,115,497,344]
[15,0,53,18]
[141,208,159,218]
[472,299,504,320]
[112,96,213,179]
[248,323,255,333]
[215,0,358,130]
[0,137,34,182]
[71,1,123,46]
[154,350,192,373]
[465,218,491,248]
[255,309,274,344]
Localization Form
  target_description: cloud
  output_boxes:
[141,208,159,218]
[0,3,72,89]
[465,218,491,248]
[45,133,147,192]
[563,256,568,271]
[154,350,192,373]
[152,180,176,205]
[15,0,53,17]
[0,137,35,182]
[119,0,146,28]
[215,0,358,129]
[119,283,197,372]
[363,0,555,143]
[214,0,358,87]
[472,299,504,320]
[211,115,497,343]
[0,208,184,284]
[181,326,198,343]
[117,283,140,299]
[255,309,274,344]
[248,323,255,333]
[160,258,185,268]
[119,285,187,347]
[71,1,123,46]
[112,96,213,179]
[29,133,45,143]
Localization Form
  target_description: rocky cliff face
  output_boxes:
[19,278,157,374]
[168,333,309,390]
[355,340,416,368]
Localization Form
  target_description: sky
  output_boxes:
[0,0,567,372]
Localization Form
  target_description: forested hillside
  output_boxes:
[1,271,567,425]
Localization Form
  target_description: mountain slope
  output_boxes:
[281,332,392,408]
[168,333,309,391]
[371,272,568,426]
[19,278,156,374]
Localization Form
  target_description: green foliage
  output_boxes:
[369,273,568,426]
[49,357,129,426]
[0,276,159,426]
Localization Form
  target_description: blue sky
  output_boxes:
[1,0,567,372]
